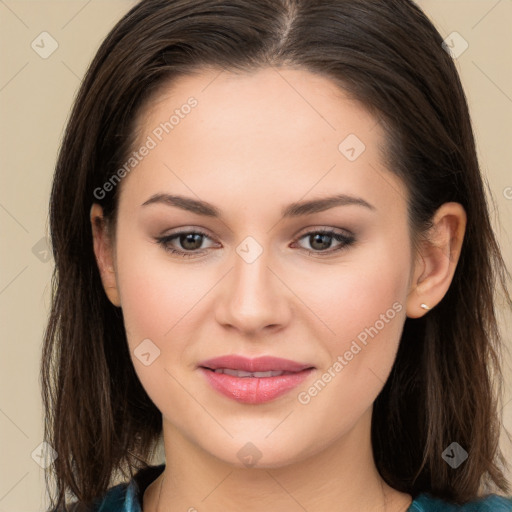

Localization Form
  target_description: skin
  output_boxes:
[90,67,466,511]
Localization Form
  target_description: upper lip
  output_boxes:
[199,355,314,373]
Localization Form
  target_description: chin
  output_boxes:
[199,432,322,470]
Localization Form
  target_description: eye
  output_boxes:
[154,227,356,259]
[155,229,218,258]
[292,229,356,256]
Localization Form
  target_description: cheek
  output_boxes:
[116,221,411,352]
[114,239,208,405]
[296,232,410,345]
[297,234,410,399]
[115,231,203,332]
[290,248,409,441]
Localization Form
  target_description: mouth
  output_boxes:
[205,368,298,378]
[198,355,315,404]
[199,354,314,373]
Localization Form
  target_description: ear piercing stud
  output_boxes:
[420,303,431,310]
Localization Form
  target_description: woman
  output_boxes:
[41,0,512,510]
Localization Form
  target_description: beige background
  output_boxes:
[0,1,511,510]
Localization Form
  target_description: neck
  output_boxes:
[144,408,412,512]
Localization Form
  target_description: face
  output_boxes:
[103,66,417,467]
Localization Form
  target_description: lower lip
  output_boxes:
[199,367,314,404]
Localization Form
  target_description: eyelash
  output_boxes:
[154,228,356,259]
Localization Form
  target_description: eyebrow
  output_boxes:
[141,193,376,217]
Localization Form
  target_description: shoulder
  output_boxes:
[60,463,165,512]
[51,482,131,512]
[410,492,512,511]
[93,482,131,512]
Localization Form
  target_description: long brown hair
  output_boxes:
[41,0,512,509]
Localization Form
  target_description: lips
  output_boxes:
[199,355,313,373]
[211,368,290,378]
[198,355,315,404]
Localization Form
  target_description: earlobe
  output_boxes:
[406,202,466,319]
[90,203,121,307]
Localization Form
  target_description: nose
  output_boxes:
[214,246,292,336]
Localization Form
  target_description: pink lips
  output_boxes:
[198,355,315,404]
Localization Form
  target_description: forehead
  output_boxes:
[118,66,406,219]
[137,66,378,152]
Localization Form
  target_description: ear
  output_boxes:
[90,203,121,307]
[406,202,466,319]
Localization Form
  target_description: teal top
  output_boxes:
[77,464,512,511]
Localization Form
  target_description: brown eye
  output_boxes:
[295,229,355,256]
[155,229,217,258]
[179,233,204,251]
